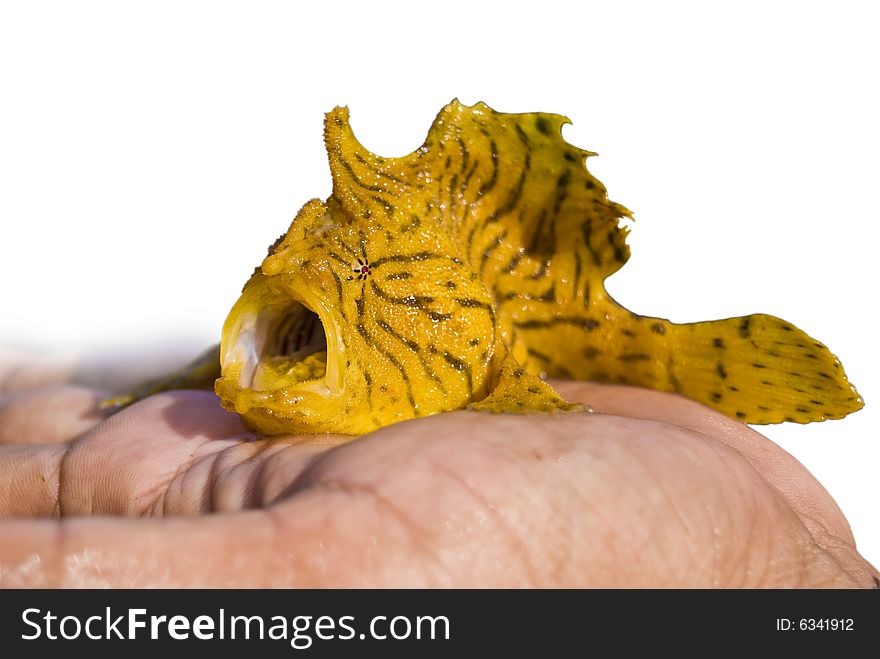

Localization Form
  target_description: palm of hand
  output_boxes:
[0,380,876,587]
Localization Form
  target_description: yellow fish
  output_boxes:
[110,100,863,435]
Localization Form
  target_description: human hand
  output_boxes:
[1,377,876,587]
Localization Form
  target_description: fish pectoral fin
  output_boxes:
[468,352,588,415]
[99,344,222,410]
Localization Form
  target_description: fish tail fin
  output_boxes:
[662,314,863,424]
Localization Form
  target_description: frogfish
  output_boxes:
[110,100,863,435]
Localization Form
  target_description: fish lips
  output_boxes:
[215,270,347,434]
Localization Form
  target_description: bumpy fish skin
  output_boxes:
[214,100,863,435]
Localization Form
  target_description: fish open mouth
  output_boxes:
[225,292,337,396]
[248,301,328,390]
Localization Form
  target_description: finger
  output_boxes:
[0,384,110,444]
[0,350,77,394]
[552,381,862,550]
[0,391,252,518]
[0,490,415,587]
[0,388,340,518]
[0,513,286,587]
[0,445,65,516]
[157,435,336,515]
[57,391,255,516]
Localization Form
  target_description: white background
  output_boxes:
[2,1,878,567]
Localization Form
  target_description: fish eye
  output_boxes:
[351,259,371,280]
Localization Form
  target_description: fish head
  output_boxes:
[215,197,500,435]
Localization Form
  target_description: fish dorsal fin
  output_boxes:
[324,105,430,223]
[323,100,633,280]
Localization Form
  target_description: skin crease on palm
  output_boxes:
[0,363,877,588]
